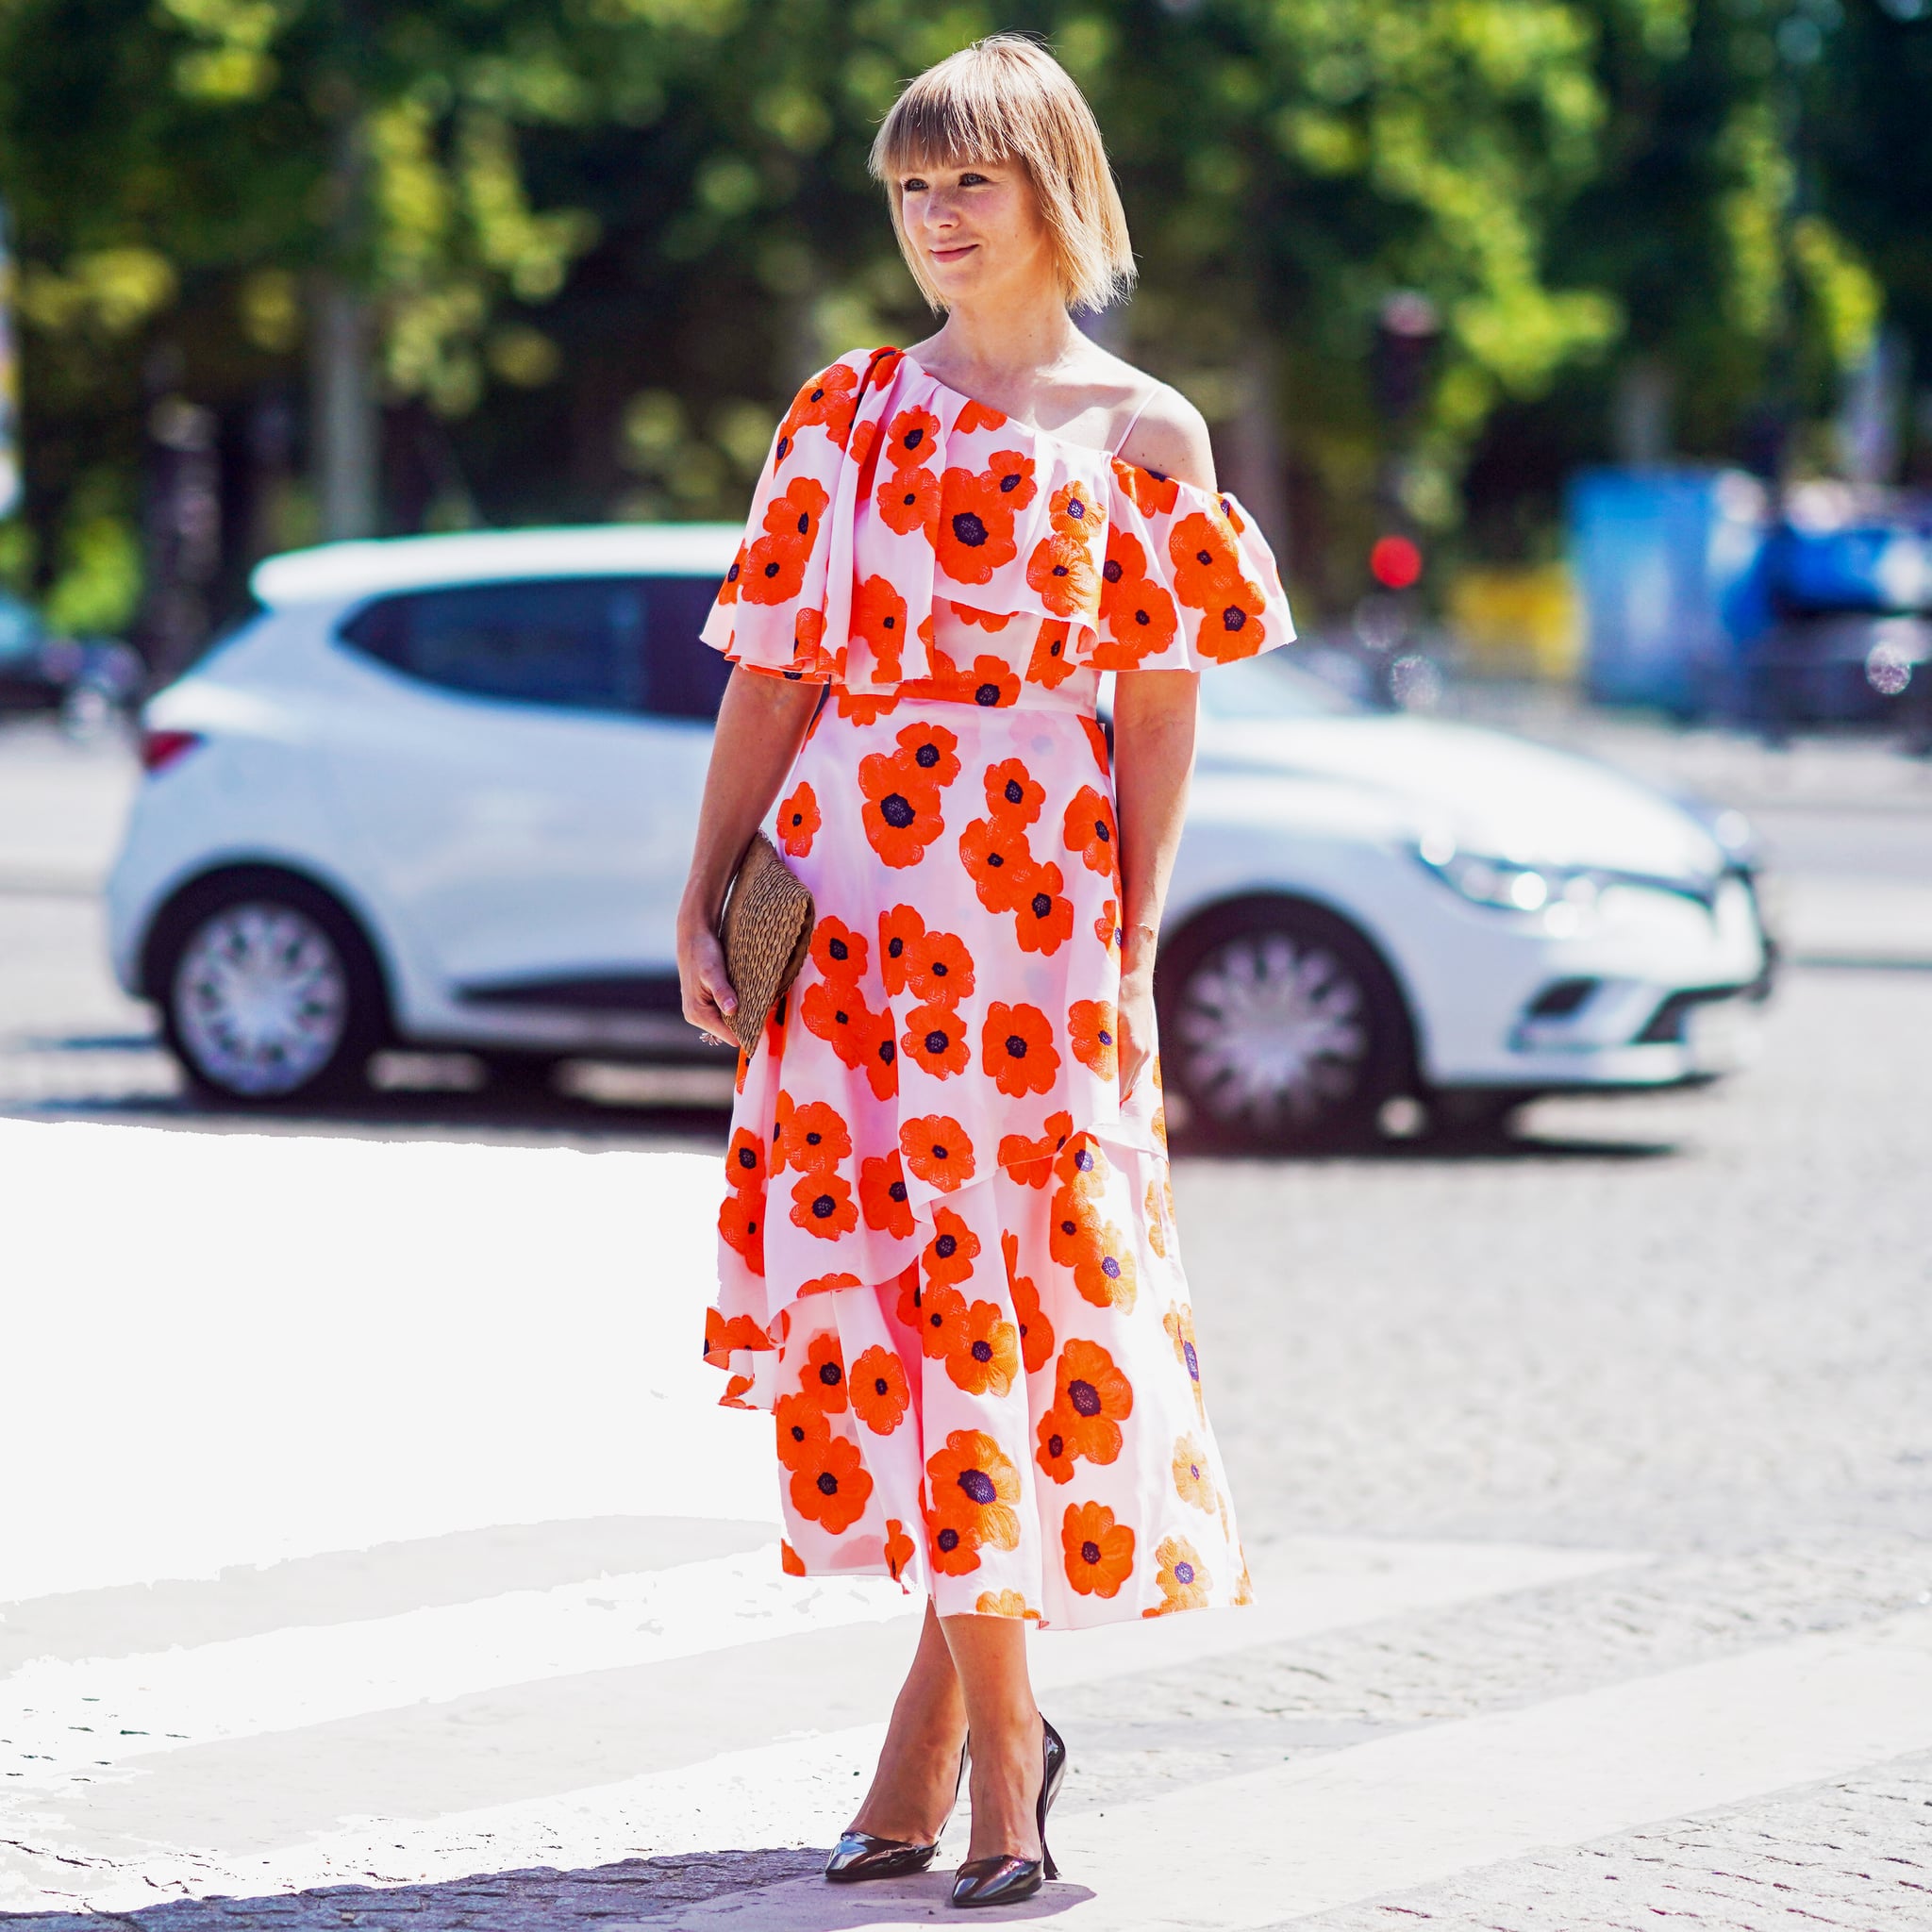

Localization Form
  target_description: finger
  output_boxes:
[694,948,738,1017]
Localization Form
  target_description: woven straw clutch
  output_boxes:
[718,830,815,1055]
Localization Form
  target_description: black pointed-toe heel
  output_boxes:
[825,1744,968,1884]
[949,1716,1066,1909]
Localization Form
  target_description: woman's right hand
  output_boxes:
[677,904,740,1046]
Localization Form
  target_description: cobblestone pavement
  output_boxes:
[3,719,1930,1929]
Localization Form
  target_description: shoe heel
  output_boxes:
[1042,1840,1058,1883]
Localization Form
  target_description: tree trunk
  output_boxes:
[310,275,378,541]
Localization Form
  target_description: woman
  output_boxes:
[677,34,1292,1908]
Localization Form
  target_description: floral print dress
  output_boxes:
[699,345,1293,1628]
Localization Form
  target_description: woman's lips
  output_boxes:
[929,243,977,263]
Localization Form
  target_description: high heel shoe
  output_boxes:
[824,1743,968,1884]
[949,1716,1065,1909]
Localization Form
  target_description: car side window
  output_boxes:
[340,575,729,721]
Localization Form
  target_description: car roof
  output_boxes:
[250,524,742,608]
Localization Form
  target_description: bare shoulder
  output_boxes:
[1115,380,1215,492]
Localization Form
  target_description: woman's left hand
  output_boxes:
[1116,955,1157,1105]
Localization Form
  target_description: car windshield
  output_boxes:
[1194,651,1361,721]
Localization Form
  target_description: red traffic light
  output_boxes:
[1369,534,1423,590]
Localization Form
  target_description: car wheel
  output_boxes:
[1157,897,1414,1151]
[152,873,388,1104]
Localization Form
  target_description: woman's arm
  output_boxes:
[1111,669,1199,1102]
[677,666,823,1040]
[1110,380,1217,1102]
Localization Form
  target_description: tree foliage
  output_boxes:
[0,0,1923,631]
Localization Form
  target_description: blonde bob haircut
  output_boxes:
[869,35,1136,314]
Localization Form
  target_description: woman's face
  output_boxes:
[896,158,1057,310]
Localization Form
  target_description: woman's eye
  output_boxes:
[903,176,928,193]
[959,172,988,187]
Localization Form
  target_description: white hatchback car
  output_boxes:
[108,526,1770,1146]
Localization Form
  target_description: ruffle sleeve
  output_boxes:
[701,346,1295,690]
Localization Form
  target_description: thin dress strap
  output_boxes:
[1108,382,1164,458]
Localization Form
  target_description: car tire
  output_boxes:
[1155,896,1414,1152]
[149,871,390,1106]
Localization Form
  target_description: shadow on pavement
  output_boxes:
[0,1853,1097,1929]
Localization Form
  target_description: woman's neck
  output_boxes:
[917,296,1083,396]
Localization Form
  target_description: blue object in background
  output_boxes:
[1769,521,1932,614]
[1567,469,1774,716]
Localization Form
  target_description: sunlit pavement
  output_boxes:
[4,713,1931,1929]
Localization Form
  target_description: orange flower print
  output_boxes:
[852,574,911,679]
[1062,787,1119,877]
[1048,478,1103,541]
[719,1190,765,1275]
[1053,1132,1109,1200]
[885,405,941,469]
[902,1001,970,1077]
[800,1330,849,1413]
[950,600,1012,630]
[722,1371,755,1407]
[1145,1536,1212,1616]
[857,1004,900,1103]
[945,1300,1020,1398]
[901,924,974,1005]
[885,1516,917,1583]
[893,1260,925,1334]
[858,1151,915,1238]
[743,475,830,605]
[1048,1184,1105,1273]
[877,904,925,996]
[1068,1000,1119,1080]
[1111,456,1180,517]
[791,1170,858,1241]
[1002,1228,1055,1374]
[876,463,940,546]
[912,1280,972,1360]
[858,758,946,868]
[793,605,831,673]
[1144,1176,1168,1258]
[926,1429,1023,1574]
[705,1306,771,1371]
[780,1539,807,1576]
[774,1095,852,1176]
[1218,492,1248,535]
[848,416,880,483]
[888,719,962,790]
[1013,862,1074,956]
[974,1589,1039,1620]
[922,1206,981,1291]
[851,1344,910,1434]
[981,1001,1060,1098]
[719,542,745,606]
[776,781,820,858]
[951,654,1021,710]
[954,398,1008,434]
[1026,529,1100,618]
[1173,1434,1217,1512]
[724,1126,766,1195]
[778,360,861,457]
[791,1433,873,1534]
[997,1110,1074,1188]
[935,452,1034,583]
[801,979,882,1073]
[984,758,1044,826]
[959,816,1036,915]
[1080,715,1112,774]
[1073,1216,1137,1312]
[1095,530,1180,667]
[1164,1303,1206,1419]
[1050,1337,1134,1466]
[799,1271,860,1296]
[1094,897,1123,956]
[1063,1500,1135,1598]
[836,687,899,725]
[809,915,868,985]
[900,1114,976,1191]
[1025,618,1078,689]
[1035,1408,1076,1485]
[1169,510,1267,659]
[774,1390,830,1472]
[866,347,903,391]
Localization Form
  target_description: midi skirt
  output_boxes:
[705,683,1252,1628]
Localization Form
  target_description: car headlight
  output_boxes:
[1415,832,1593,913]
[1415,831,1716,919]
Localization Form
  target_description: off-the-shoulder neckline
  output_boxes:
[889,348,1221,504]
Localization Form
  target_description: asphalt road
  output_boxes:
[3,711,1931,1928]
